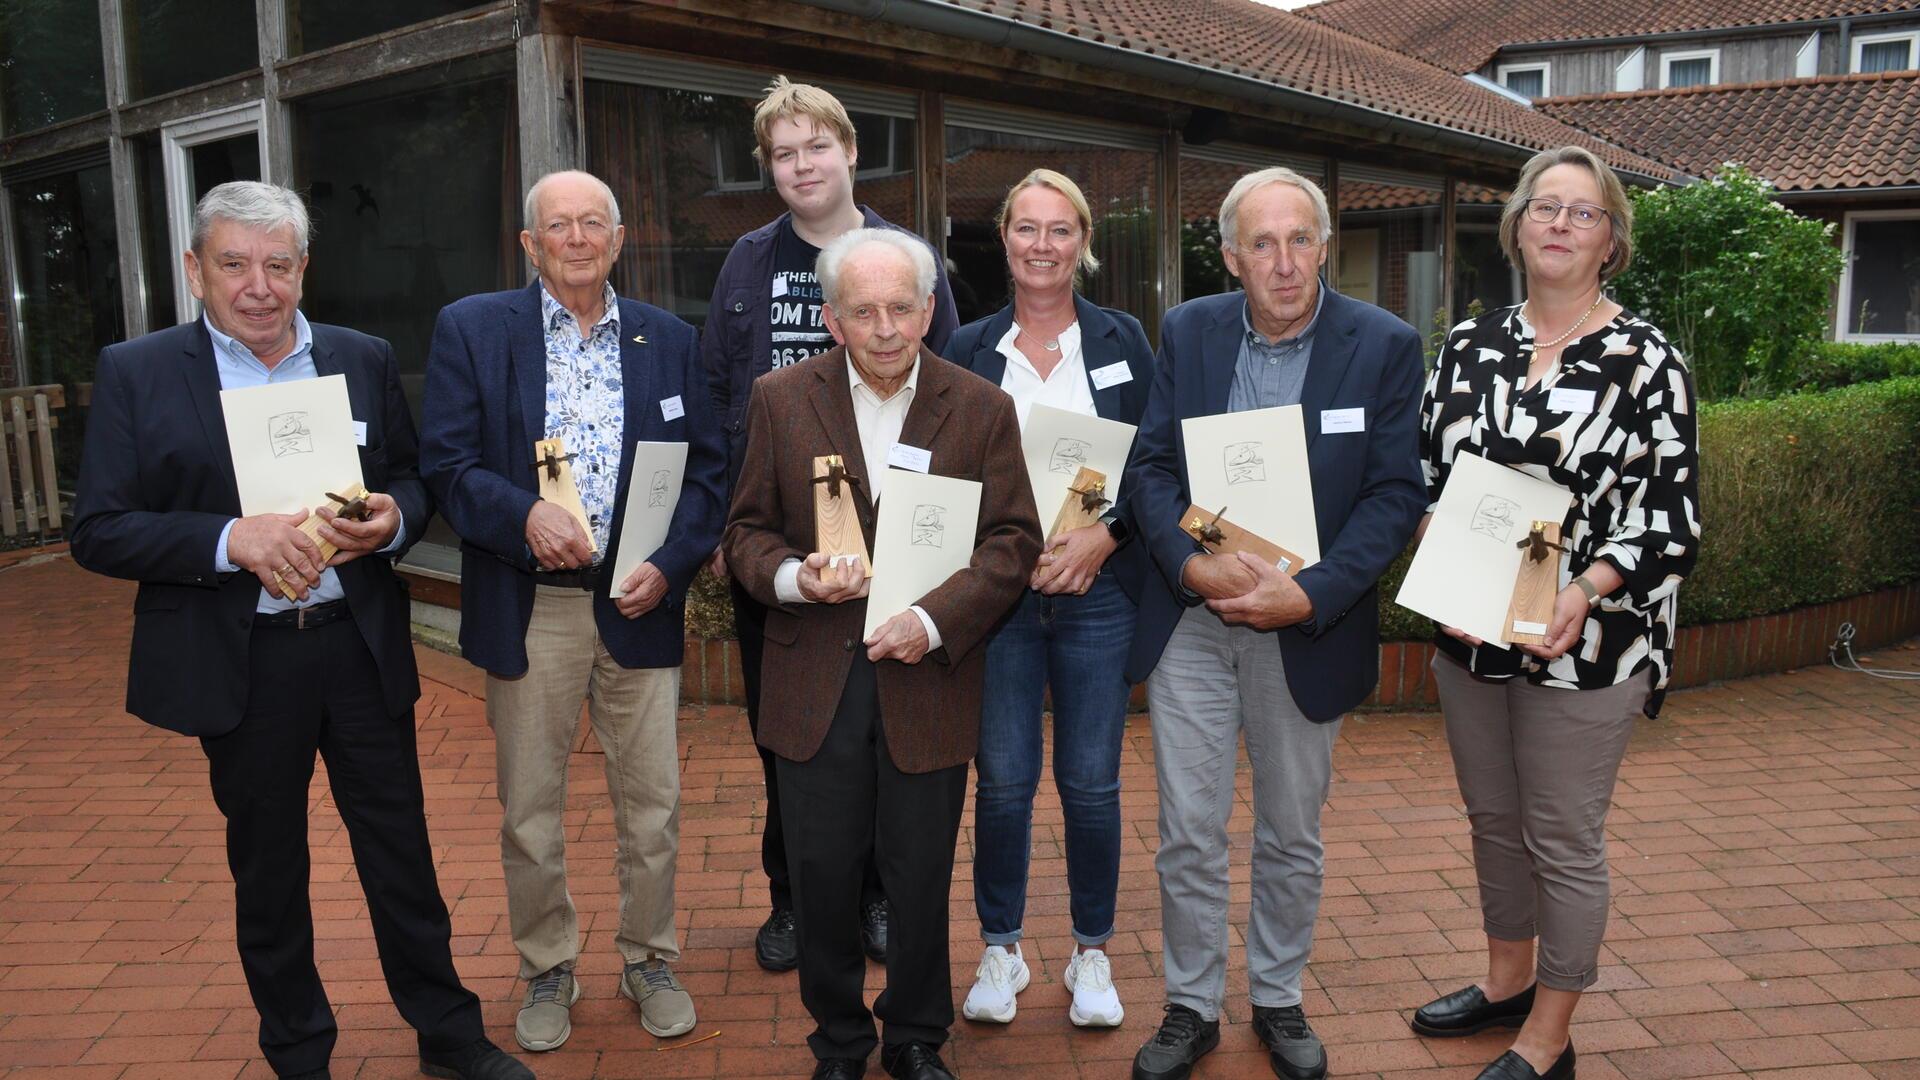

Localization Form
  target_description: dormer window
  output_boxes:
[1496,62,1550,98]
[1854,31,1918,73]
[1661,49,1720,88]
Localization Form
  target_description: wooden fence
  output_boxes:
[0,384,71,541]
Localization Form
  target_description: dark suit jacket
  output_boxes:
[1124,286,1427,720]
[946,294,1157,602]
[702,207,959,494]
[71,319,431,737]
[418,280,727,677]
[722,346,1042,773]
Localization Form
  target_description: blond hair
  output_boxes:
[994,168,1102,277]
[1499,146,1635,282]
[752,75,858,166]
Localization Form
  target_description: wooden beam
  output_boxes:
[517,31,581,195]
[1441,175,1458,327]
[1159,127,1183,321]
[916,89,945,257]
[272,6,519,101]
[257,0,294,186]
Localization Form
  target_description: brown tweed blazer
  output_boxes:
[723,346,1041,774]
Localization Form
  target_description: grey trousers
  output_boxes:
[1430,653,1648,992]
[486,585,684,979]
[1146,606,1340,1018]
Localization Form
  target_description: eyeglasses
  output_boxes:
[1525,198,1610,230]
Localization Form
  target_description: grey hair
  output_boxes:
[523,170,623,231]
[191,181,311,255]
[1219,166,1332,247]
[816,228,938,309]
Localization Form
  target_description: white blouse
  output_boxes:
[997,320,1094,428]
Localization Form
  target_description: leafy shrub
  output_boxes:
[1611,164,1844,400]
[1779,339,1920,392]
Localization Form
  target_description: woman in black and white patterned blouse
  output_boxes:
[1407,147,1700,1080]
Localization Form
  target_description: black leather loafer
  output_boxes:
[1411,983,1535,1037]
[1474,1042,1573,1080]
[756,907,799,972]
[881,1041,955,1080]
[811,1058,867,1080]
[419,1038,535,1080]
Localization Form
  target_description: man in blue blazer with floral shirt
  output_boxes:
[420,171,726,1055]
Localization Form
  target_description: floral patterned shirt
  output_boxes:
[541,282,625,557]
[1420,305,1701,715]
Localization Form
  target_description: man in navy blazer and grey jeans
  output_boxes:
[1124,168,1426,1080]
[701,76,957,974]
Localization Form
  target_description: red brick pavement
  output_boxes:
[2,555,1918,1080]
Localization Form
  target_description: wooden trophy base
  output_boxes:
[1049,466,1111,542]
[1180,504,1305,575]
[533,437,597,555]
[813,455,871,580]
[270,483,371,601]
[1506,521,1564,646]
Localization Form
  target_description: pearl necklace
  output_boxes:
[1527,293,1605,351]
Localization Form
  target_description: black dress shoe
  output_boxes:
[1411,983,1536,1038]
[283,1071,331,1080]
[1251,1004,1327,1080]
[881,1041,955,1080]
[811,1058,867,1080]
[861,899,889,963]
[757,907,799,972]
[1132,1003,1220,1080]
[419,1038,536,1080]
[1475,1042,1574,1080]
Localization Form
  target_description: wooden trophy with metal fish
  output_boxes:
[1049,467,1112,542]
[531,437,597,556]
[1506,521,1567,645]
[1178,503,1307,576]
[812,454,871,587]
[268,484,373,601]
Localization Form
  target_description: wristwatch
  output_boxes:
[1573,575,1601,607]
[1099,511,1130,545]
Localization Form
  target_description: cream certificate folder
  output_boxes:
[220,374,363,516]
[1022,403,1136,528]
[608,441,689,598]
[1182,405,1319,568]
[862,468,982,639]
[1395,452,1574,649]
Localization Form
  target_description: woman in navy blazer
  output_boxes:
[944,169,1155,1031]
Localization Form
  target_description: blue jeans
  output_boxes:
[973,571,1135,947]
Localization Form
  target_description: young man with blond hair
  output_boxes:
[702,75,958,973]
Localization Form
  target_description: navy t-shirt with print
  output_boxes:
[768,220,834,370]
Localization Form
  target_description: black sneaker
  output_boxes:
[861,899,889,963]
[1251,1004,1327,1080]
[756,907,799,972]
[1131,1003,1220,1080]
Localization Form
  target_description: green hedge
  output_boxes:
[1780,340,1920,393]
[689,378,1920,642]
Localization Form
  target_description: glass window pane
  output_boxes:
[945,125,1161,338]
[583,79,919,329]
[10,158,123,484]
[1503,69,1544,98]
[1178,156,1249,303]
[1846,216,1920,337]
[1667,57,1712,87]
[1859,39,1913,73]
[291,0,486,55]
[1453,187,1518,325]
[0,0,107,136]
[1337,176,1445,352]
[123,0,257,100]
[134,134,178,331]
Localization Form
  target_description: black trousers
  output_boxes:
[732,578,882,912]
[776,655,968,1061]
[200,618,484,1077]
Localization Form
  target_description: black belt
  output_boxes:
[254,598,353,630]
[533,565,600,590]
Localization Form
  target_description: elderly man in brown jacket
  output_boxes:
[724,227,1041,1080]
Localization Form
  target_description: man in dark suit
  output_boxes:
[71,182,531,1080]
[723,228,1040,1080]
[1124,168,1426,1080]
[419,170,726,1053]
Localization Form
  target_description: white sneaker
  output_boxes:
[962,944,1030,1023]
[1064,948,1124,1027]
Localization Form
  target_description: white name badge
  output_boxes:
[1089,361,1133,391]
[1320,407,1365,434]
[351,420,368,446]
[771,274,789,298]
[887,442,932,473]
[1547,387,1596,415]
[660,395,685,421]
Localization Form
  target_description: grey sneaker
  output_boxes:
[620,957,696,1038]
[515,965,581,1052]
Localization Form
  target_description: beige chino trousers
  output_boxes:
[486,584,682,979]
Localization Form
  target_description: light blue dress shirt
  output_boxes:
[208,312,406,612]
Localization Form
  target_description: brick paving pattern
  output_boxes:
[2,554,1917,1080]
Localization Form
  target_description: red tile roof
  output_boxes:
[931,0,1678,180]
[1298,0,1917,74]
[1539,71,1920,191]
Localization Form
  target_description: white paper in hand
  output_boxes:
[608,441,690,597]
[1183,405,1319,568]
[1021,403,1136,530]
[220,374,363,516]
[1394,452,1574,648]
[863,468,982,640]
